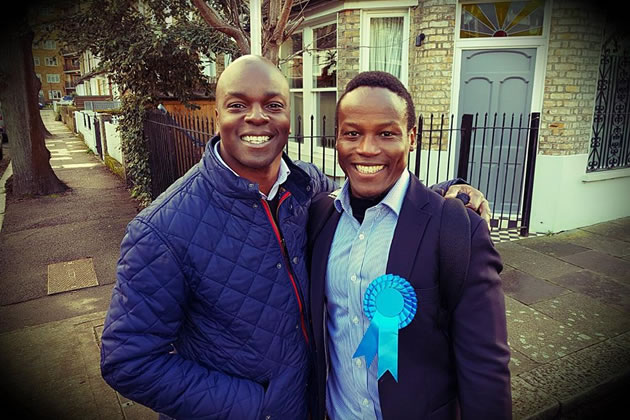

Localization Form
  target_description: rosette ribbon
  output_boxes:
[352,274,417,382]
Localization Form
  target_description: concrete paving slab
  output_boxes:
[0,217,129,305]
[0,312,122,419]
[509,348,541,377]
[552,228,630,258]
[505,297,597,363]
[511,376,560,420]
[516,236,589,258]
[0,284,115,334]
[495,242,582,280]
[580,219,630,242]
[609,331,630,351]
[559,250,630,285]
[517,340,630,416]
[501,267,571,305]
[531,292,630,340]
[548,269,630,313]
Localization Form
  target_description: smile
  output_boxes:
[355,164,385,174]
[241,135,271,145]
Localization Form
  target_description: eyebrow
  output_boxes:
[340,120,402,129]
[223,91,286,101]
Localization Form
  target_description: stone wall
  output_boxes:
[539,0,605,156]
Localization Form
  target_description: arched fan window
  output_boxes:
[460,1,545,38]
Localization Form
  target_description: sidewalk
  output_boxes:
[0,110,154,419]
[0,110,629,419]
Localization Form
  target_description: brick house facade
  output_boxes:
[285,0,628,233]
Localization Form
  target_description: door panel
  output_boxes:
[458,48,536,216]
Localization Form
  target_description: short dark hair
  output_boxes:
[335,71,416,131]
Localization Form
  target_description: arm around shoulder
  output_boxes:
[100,218,265,419]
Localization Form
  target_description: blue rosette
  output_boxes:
[352,274,417,382]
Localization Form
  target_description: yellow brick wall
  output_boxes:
[540,0,605,155]
[337,9,362,92]
[409,0,456,120]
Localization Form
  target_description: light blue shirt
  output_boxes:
[213,141,290,200]
[325,170,411,420]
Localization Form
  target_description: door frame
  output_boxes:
[450,0,553,137]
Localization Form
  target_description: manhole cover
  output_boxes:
[47,258,99,295]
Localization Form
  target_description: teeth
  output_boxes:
[241,135,271,144]
[356,165,384,174]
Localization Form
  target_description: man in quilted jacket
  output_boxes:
[100,55,489,419]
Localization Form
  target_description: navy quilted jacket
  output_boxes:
[101,136,335,419]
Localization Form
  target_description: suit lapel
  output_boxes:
[386,175,432,282]
[310,207,342,353]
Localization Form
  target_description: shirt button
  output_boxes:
[248,183,255,189]
[276,263,282,269]
[359,233,365,240]
[351,274,357,282]
[253,203,258,208]
[292,257,298,264]
[355,358,362,368]
[352,316,359,325]
[362,398,370,407]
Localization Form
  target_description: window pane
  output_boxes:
[369,17,404,79]
[290,92,304,143]
[461,1,544,38]
[313,24,337,88]
[280,33,303,89]
[316,91,336,138]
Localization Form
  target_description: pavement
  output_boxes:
[0,110,628,419]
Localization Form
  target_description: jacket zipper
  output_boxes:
[261,194,310,344]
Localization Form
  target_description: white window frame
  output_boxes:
[308,20,338,139]
[33,56,40,66]
[46,74,60,83]
[280,31,305,138]
[45,57,58,66]
[36,73,42,80]
[43,40,57,50]
[360,9,411,86]
[48,90,62,100]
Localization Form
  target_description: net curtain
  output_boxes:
[369,17,404,78]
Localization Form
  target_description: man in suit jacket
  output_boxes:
[308,71,511,420]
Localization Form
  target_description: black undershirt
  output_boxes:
[348,187,390,224]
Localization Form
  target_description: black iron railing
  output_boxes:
[143,110,540,236]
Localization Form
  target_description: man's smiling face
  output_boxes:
[336,86,416,199]
[215,56,291,183]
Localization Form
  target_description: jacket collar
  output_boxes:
[199,135,313,205]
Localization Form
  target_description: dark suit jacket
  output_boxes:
[308,175,512,420]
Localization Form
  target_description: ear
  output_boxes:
[408,126,418,152]
[214,108,220,133]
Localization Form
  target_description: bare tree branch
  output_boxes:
[191,0,250,54]
[272,0,293,40]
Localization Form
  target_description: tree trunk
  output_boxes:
[0,17,67,196]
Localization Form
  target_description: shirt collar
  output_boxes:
[213,140,290,200]
[334,169,410,217]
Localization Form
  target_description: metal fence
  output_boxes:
[144,110,540,236]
